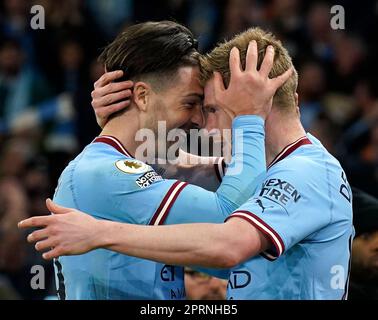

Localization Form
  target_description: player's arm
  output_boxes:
[100,208,270,269]
[86,157,332,269]
[21,158,332,268]
[21,200,269,268]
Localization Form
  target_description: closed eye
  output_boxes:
[185,102,197,109]
[184,100,203,110]
[203,105,217,114]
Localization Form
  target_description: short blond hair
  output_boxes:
[200,27,298,110]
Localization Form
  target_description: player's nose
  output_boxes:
[204,114,217,133]
[191,106,205,128]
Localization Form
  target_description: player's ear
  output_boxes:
[133,82,151,112]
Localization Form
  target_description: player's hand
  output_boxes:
[18,199,102,259]
[92,70,134,128]
[212,41,293,120]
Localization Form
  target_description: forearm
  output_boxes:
[177,149,221,166]
[216,115,266,211]
[97,220,240,269]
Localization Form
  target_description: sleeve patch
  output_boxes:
[115,159,150,174]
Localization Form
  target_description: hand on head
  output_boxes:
[211,41,293,120]
[91,70,134,128]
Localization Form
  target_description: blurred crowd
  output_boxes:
[0,0,377,300]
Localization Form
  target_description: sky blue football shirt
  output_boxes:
[52,115,266,299]
[225,134,354,300]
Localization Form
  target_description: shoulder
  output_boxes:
[113,158,167,189]
[262,152,329,209]
[267,153,320,185]
[73,144,165,192]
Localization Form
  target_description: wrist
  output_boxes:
[94,219,114,249]
[235,111,267,120]
[232,114,265,128]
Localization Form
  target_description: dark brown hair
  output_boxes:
[99,21,199,91]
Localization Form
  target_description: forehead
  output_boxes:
[170,66,203,95]
[203,77,216,106]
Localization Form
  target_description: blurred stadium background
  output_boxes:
[0,0,377,299]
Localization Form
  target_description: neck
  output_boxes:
[265,111,307,166]
[100,110,141,159]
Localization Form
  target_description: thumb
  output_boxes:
[46,198,71,215]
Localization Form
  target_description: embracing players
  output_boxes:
[20,25,353,299]
[19,21,291,300]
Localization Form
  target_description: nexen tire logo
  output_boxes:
[259,178,301,206]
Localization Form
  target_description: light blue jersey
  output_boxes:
[53,116,266,300]
[225,134,354,300]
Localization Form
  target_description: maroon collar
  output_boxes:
[268,136,312,170]
[93,135,133,158]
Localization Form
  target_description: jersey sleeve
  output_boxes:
[216,115,266,211]
[225,158,331,261]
